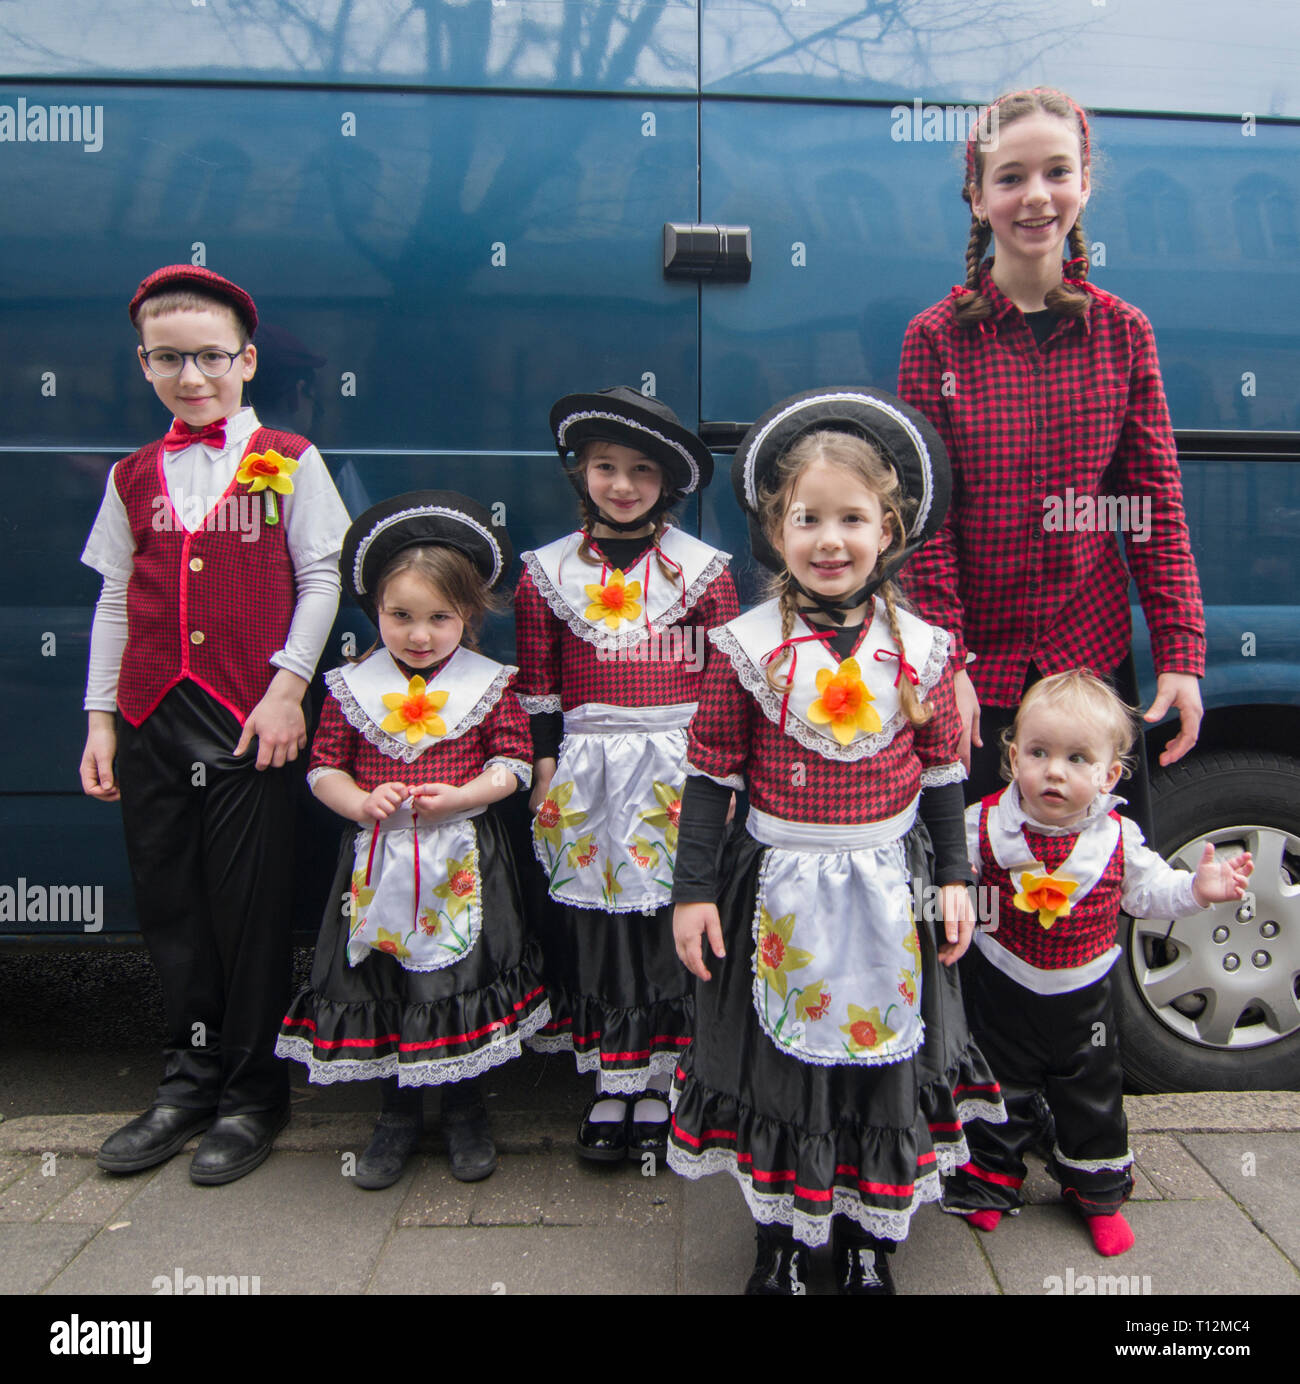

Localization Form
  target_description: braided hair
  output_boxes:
[955,87,1094,326]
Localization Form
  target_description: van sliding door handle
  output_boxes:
[663,223,752,281]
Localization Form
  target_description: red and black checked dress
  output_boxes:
[667,598,1005,1249]
[277,648,549,1088]
[515,527,739,1090]
[898,263,1206,706]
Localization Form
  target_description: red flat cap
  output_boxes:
[128,265,258,336]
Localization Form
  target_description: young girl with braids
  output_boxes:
[514,387,738,1161]
[898,87,1206,821]
[670,389,1004,1295]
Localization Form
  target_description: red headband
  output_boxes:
[964,88,1092,192]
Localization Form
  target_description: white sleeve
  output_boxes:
[270,552,342,683]
[964,802,983,883]
[1119,816,1201,920]
[84,572,129,711]
[282,445,351,567]
[80,464,136,581]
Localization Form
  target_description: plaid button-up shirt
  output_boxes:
[898,266,1205,706]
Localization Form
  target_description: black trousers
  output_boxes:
[116,681,299,1115]
[945,945,1133,1218]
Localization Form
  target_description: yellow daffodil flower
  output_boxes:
[535,780,588,850]
[583,569,643,630]
[840,1004,896,1054]
[794,980,832,1023]
[638,780,684,850]
[432,851,478,920]
[380,675,449,744]
[806,658,882,745]
[756,905,814,1000]
[373,928,411,960]
[1012,869,1078,929]
[566,833,599,868]
[628,835,660,870]
[236,449,299,494]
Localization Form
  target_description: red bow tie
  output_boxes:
[163,418,227,452]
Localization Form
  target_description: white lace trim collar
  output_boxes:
[712,596,947,762]
[326,647,516,764]
[522,527,729,650]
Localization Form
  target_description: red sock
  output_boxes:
[1086,1211,1134,1257]
[964,1209,1002,1232]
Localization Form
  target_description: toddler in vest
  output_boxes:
[79,265,350,1185]
[949,670,1251,1254]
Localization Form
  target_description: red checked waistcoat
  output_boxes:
[975,792,1126,970]
[114,427,309,727]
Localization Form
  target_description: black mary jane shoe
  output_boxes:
[354,1111,423,1190]
[744,1226,806,1296]
[441,1089,497,1183]
[97,1104,217,1174]
[189,1106,290,1186]
[832,1228,897,1296]
[575,1093,631,1164]
[626,1091,671,1163]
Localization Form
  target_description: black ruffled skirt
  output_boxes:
[277,807,549,1087]
[524,888,692,1093]
[667,822,1004,1248]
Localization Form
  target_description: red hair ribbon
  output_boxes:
[874,647,919,688]
[651,541,688,612]
[363,802,424,935]
[761,627,837,734]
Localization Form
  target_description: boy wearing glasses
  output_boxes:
[79,266,350,1184]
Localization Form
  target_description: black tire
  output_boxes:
[1113,750,1300,1093]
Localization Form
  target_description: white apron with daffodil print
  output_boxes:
[324,648,518,973]
[715,597,951,1067]
[524,528,727,914]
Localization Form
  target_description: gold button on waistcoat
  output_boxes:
[190,630,205,645]
[189,557,204,572]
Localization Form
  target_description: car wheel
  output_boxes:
[1114,750,1300,1093]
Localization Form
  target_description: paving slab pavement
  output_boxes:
[1,1092,1298,1298]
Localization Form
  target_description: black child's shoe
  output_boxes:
[744,1225,806,1295]
[441,1087,497,1183]
[354,1111,423,1190]
[575,1093,631,1164]
[832,1224,897,1296]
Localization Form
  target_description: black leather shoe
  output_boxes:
[832,1228,896,1296]
[441,1091,497,1182]
[626,1092,670,1162]
[575,1094,630,1163]
[97,1104,216,1174]
[189,1107,290,1186]
[744,1227,805,1295]
[354,1112,422,1190]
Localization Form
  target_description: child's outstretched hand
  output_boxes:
[674,902,726,981]
[410,782,466,823]
[361,781,407,822]
[937,881,976,966]
[1191,843,1253,908]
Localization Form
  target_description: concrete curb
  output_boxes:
[3,1092,1299,1158]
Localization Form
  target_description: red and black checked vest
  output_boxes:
[115,427,308,727]
[977,792,1127,971]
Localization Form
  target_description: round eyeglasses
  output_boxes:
[141,347,245,378]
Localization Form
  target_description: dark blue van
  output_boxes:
[2,1,1297,1092]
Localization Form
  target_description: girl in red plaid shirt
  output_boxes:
[278,492,547,1189]
[898,87,1206,818]
[670,389,1005,1294]
[515,388,739,1163]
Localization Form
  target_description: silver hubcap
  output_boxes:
[1128,825,1300,1050]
